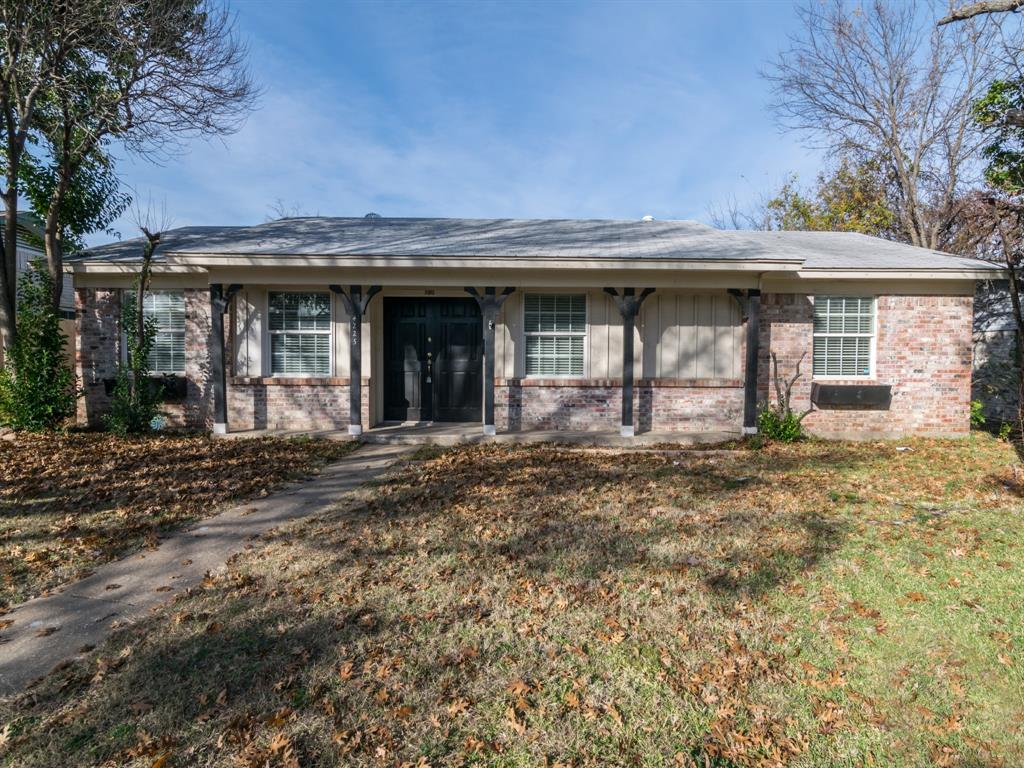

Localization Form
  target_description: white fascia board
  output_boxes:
[68,262,208,274]
[164,253,804,272]
[795,268,1004,280]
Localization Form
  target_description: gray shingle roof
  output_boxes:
[73,216,999,272]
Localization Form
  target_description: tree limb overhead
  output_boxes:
[938,0,1024,25]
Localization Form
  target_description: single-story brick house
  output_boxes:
[69,216,1001,439]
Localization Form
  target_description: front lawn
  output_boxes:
[2,435,1022,767]
[0,433,357,610]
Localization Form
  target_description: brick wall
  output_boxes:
[76,286,974,438]
[77,286,369,433]
[76,288,120,427]
[227,377,369,431]
[759,293,973,438]
[495,378,742,432]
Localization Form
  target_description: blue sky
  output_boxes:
[98,0,822,244]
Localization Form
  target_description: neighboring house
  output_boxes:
[0,212,75,367]
[68,216,1000,438]
[973,280,1019,426]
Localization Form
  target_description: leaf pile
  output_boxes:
[1,435,1022,767]
[0,433,356,609]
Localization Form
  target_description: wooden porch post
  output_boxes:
[330,284,381,436]
[743,289,761,434]
[604,287,654,437]
[465,287,515,436]
[728,288,762,434]
[210,283,242,435]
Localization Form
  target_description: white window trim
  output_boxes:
[811,295,876,380]
[267,290,334,378]
[521,291,588,379]
[120,289,186,376]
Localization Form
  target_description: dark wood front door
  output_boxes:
[383,298,482,422]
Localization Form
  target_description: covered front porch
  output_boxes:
[209,278,767,439]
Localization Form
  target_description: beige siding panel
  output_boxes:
[497,291,520,379]
[639,292,741,380]
[235,288,265,377]
[657,294,677,378]
[695,295,715,378]
[606,294,623,378]
[333,292,352,378]
[713,297,736,379]
[589,290,609,379]
[679,295,697,378]
[641,300,657,379]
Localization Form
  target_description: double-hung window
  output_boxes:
[524,293,586,377]
[268,292,331,376]
[812,296,874,378]
[142,291,185,375]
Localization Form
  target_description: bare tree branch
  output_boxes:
[938,0,1024,26]
[764,0,1020,251]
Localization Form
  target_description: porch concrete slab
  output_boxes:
[223,422,741,447]
[0,443,410,697]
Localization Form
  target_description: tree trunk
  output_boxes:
[43,206,65,312]
[1,185,19,350]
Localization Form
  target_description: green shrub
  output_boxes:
[0,259,78,431]
[754,351,812,444]
[999,422,1013,442]
[757,404,806,442]
[104,286,162,435]
[970,400,986,428]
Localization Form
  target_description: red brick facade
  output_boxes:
[227,377,368,431]
[495,379,743,432]
[76,287,974,438]
[759,293,973,438]
[76,287,120,427]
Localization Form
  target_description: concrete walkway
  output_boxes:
[0,442,410,696]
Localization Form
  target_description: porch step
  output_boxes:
[361,425,741,448]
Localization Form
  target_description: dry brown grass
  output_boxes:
[0,433,357,610]
[1,435,1022,767]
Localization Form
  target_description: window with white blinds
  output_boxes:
[268,292,331,376]
[524,293,586,377]
[812,296,874,378]
[143,291,185,374]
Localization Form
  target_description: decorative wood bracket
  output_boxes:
[604,287,655,319]
[727,288,750,321]
[330,284,381,317]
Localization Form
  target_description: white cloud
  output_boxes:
[92,1,822,245]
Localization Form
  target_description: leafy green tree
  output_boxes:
[975,79,1024,193]
[0,258,77,430]
[755,157,898,237]
[20,142,130,253]
[0,0,256,349]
